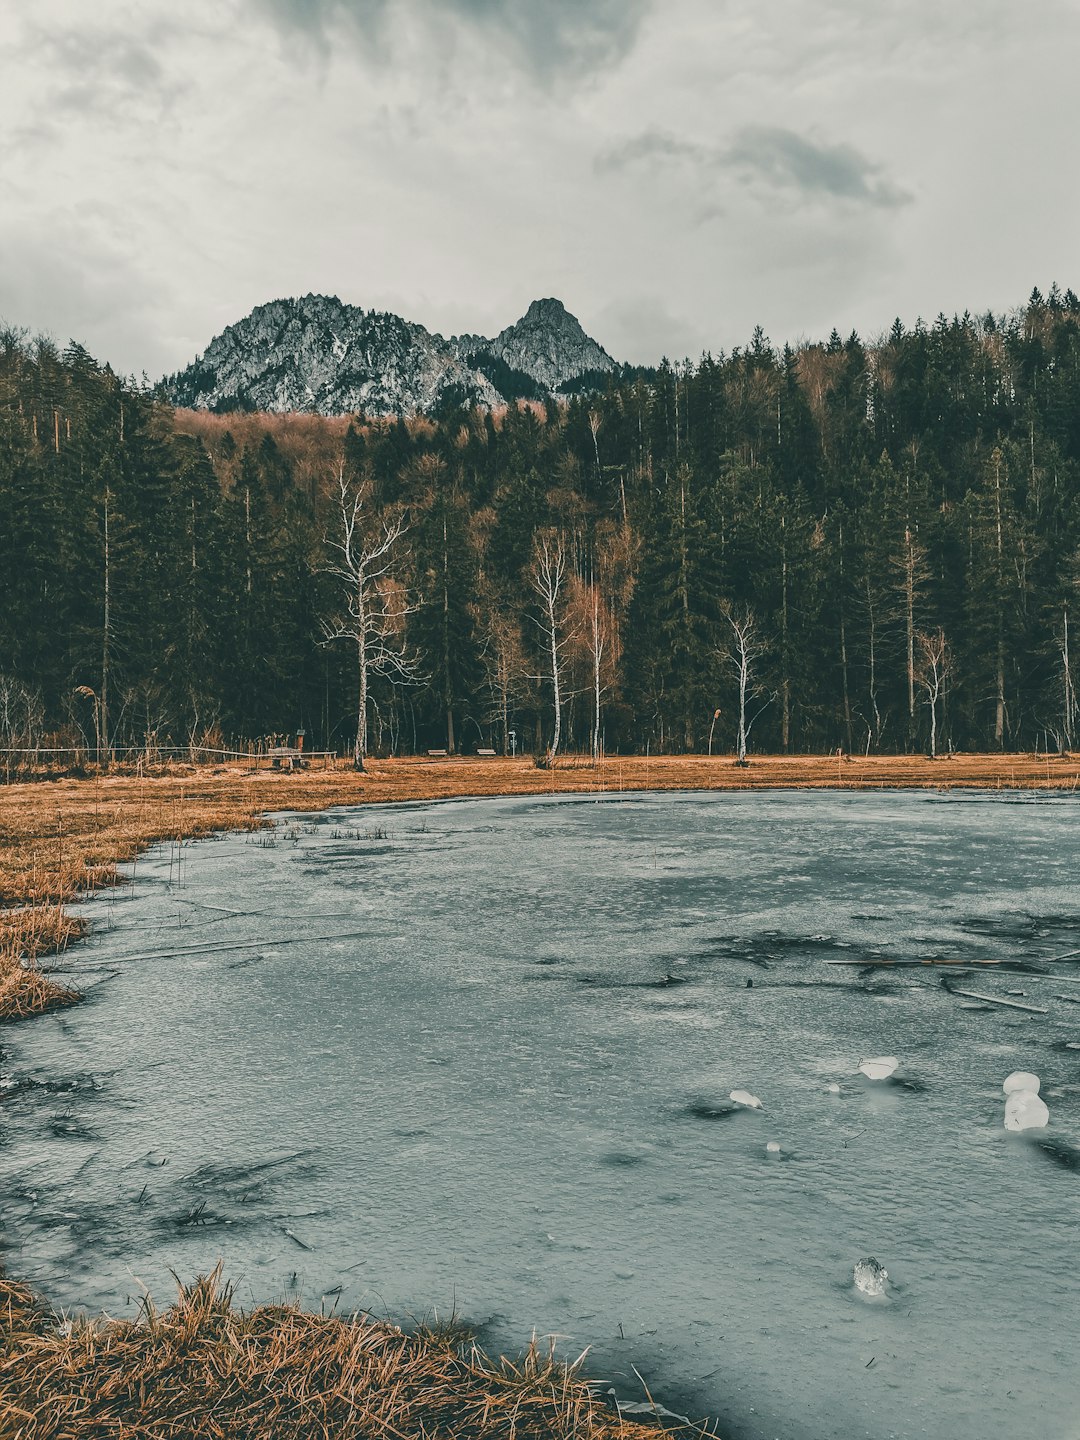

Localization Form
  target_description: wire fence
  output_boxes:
[0,744,341,776]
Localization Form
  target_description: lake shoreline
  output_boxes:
[3,750,1079,1022]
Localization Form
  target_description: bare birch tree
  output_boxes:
[567,577,616,762]
[894,524,929,742]
[916,628,950,759]
[720,603,769,765]
[1060,602,1077,751]
[529,529,572,764]
[322,466,421,771]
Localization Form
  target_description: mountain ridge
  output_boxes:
[165,294,616,416]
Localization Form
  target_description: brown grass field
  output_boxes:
[2,749,1077,1437]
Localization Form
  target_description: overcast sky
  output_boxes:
[3,0,1079,379]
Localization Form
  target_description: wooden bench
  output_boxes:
[426,748,448,757]
[476,748,497,756]
[268,746,308,771]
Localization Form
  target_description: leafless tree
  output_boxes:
[893,524,929,740]
[1058,601,1078,751]
[720,603,769,765]
[529,529,573,764]
[916,628,951,759]
[473,605,526,755]
[0,675,43,750]
[322,466,421,771]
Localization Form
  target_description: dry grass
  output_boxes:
[0,1267,673,1439]
[1,751,1077,1023]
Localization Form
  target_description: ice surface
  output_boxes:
[858,1056,899,1080]
[729,1088,763,1109]
[1004,1089,1050,1132]
[853,1257,889,1297]
[1003,1070,1041,1095]
[4,789,1080,1440]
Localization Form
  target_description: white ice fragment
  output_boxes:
[1002,1070,1041,1095]
[825,1082,841,1094]
[853,1257,889,1296]
[1004,1089,1049,1132]
[858,1056,898,1081]
[729,1088,762,1109]
[766,1141,781,1154]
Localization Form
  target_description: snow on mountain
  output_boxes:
[166,294,616,416]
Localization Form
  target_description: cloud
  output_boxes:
[727,125,911,208]
[598,124,911,210]
[11,19,180,122]
[595,295,708,367]
[250,0,650,81]
[0,218,164,378]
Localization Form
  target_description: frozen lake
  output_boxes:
[2,789,1080,1439]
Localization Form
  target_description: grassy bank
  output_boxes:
[0,1267,667,1439]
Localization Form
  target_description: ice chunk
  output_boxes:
[853,1257,889,1296]
[1004,1090,1049,1132]
[1002,1071,1041,1095]
[825,1082,841,1094]
[729,1088,762,1109]
[858,1056,898,1081]
[766,1141,781,1154]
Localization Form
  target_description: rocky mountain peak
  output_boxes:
[165,295,616,417]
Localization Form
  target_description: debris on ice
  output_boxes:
[853,1257,889,1297]
[858,1056,898,1081]
[729,1088,762,1109]
[1002,1071,1041,1095]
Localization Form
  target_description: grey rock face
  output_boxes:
[166,294,615,416]
[486,297,615,391]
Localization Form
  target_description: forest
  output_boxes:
[3,285,1080,763]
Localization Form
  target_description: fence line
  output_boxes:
[0,744,340,765]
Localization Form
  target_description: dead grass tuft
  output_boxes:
[0,1266,674,1439]
[0,906,82,1020]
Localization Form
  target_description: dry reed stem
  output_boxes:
[0,1267,675,1440]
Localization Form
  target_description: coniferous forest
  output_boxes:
[4,286,1080,762]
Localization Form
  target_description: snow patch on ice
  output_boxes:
[858,1056,898,1081]
[729,1088,763,1109]
[1004,1076,1049,1132]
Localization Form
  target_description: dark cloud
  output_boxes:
[252,0,650,80]
[727,125,911,208]
[598,124,911,210]
[15,22,178,122]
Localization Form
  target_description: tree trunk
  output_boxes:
[781,518,790,751]
[354,582,367,772]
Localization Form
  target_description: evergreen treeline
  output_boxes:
[4,287,1080,760]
